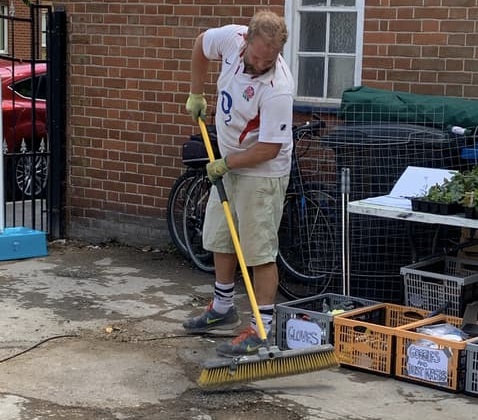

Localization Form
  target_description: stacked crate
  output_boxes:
[400,255,478,317]
[394,314,473,392]
[333,303,429,375]
[275,293,378,350]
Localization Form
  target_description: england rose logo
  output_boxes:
[243,86,255,101]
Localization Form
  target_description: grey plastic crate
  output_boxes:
[401,256,478,317]
[275,293,379,350]
[466,339,478,396]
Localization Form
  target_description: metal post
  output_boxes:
[341,167,350,296]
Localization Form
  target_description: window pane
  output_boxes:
[36,76,47,100]
[41,11,47,48]
[297,56,325,97]
[0,15,5,51]
[330,12,356,53]
[299,12,326,52]
[302,0,327,5]
[13,79,33,99]
[0,22,4,50]
[327,56,355,99]
[331,0,356,6]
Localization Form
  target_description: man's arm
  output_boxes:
[225,143,282,169]
[190,33,209,94]
[186,33,210,122]
[206,142,281,183]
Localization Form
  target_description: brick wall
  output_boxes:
[362,0,478,98]
[62,0,478,247]
[63,1,284,246]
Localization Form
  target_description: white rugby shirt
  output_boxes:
[202,24,294,177]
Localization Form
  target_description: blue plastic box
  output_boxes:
[0,227,48,260]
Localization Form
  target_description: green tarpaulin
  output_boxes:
[340,86,478,131]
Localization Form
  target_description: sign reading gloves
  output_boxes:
[286,318,323,349]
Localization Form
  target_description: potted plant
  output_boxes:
[414,173,464,215]
[421,184,441,213]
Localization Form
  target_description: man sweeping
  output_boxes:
[183,10,294,357]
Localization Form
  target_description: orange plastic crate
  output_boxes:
[334,303,429,375]
[395,314,472,392]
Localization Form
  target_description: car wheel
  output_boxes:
[15,154,49,199]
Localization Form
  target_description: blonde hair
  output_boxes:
[247,10,288,50]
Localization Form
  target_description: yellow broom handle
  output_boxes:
[198,119,268,342]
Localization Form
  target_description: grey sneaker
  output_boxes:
[183,302,241,334]
[216,325,271,357]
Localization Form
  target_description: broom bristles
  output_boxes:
[197,344,338,388]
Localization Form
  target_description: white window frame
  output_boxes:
[284,0,365,106]
[41,10,47,48]
[0,5,8,54]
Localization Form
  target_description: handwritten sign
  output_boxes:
[286,318,322,349]
[406,343,449,383]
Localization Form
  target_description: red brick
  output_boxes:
[411,84,445,96]
[446,60,464,71]
[441,20,475,32]
[365,7,396,19]
[414,33,447,45]
[439,46,475,58]
[437,72,472,84]
[396,33,412,44]
[390,0,422,5]
[419,72,438,83]
[387,70,419,82]
[414,7,449,19]
[422,20,440,32]
[445,85,465,97]
[448,34,467,46]
[442,0,475,6]
[411,58,446,71]
[364,32,396,44]
[388,45,421,57]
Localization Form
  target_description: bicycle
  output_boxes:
[166,126,217,272]
[276,119,340,299]
[182,172,215,272]
[166,168,203,259]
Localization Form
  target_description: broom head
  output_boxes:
[197,344,338,388]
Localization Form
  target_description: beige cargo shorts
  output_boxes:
[203,173,289,267]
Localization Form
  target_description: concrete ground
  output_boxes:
[0,239,476,420]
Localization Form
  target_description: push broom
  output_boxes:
[196,118,338,388]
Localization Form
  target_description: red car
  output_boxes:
[0,60,48,198]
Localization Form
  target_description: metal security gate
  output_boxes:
[0,3,66,239]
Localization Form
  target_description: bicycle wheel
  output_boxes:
[183,174,215,273]
[277,185,340,299]
[166,170,200,258]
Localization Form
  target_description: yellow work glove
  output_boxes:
[185,93,207,122]
[206,158,230,183]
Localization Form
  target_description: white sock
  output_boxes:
[251,304,274,335]
[212,281,235,314]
